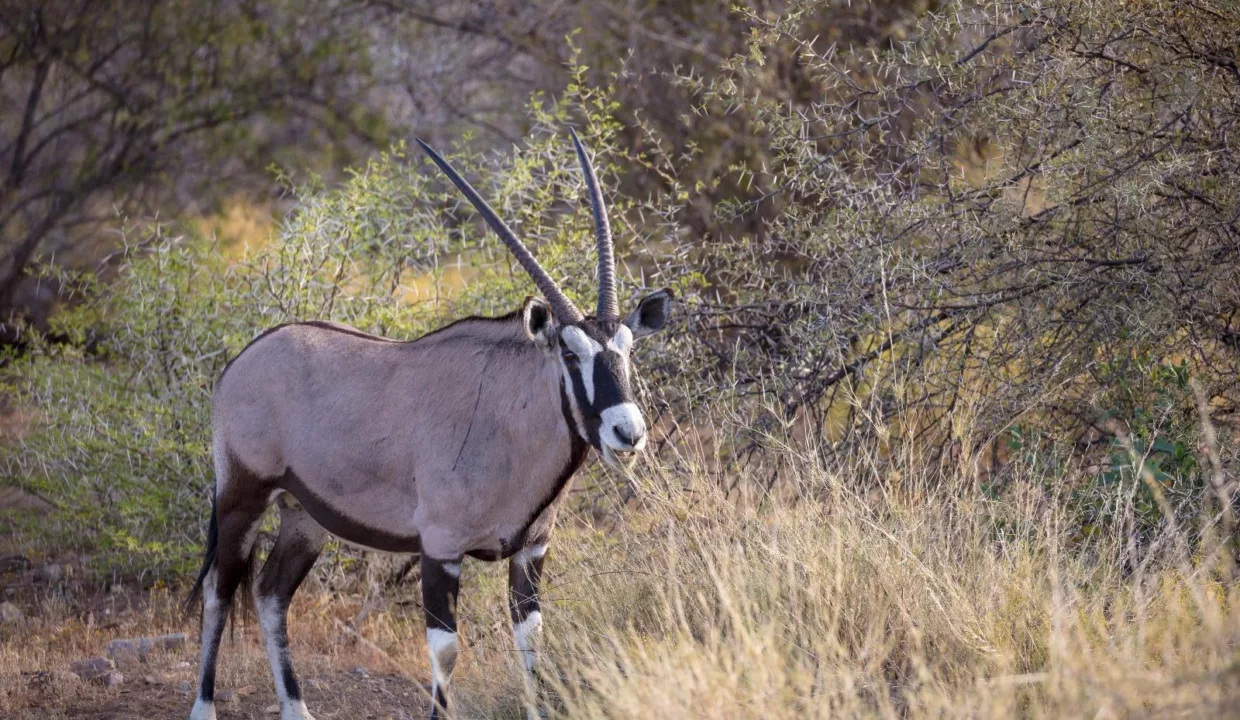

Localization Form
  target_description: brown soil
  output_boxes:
[0,554,521,720]
[22,668,429,720]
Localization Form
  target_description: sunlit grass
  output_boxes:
[527,449,1240,719]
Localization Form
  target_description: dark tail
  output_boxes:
[183,495,257,632]
[184,495,219,616]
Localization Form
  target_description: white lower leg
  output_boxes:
[427,627,460,706]
[188,696,217,720]
[513,610,543,720]
[190,571,222,720]
[257,595,315,720]
[188,698,218,720]
[513,610,543,676]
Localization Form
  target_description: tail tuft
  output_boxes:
[183,494,258,633]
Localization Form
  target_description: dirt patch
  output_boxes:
[0,487,51,515]
[1,555,528,720]
[0,405,39,443]
[15,668,429,720]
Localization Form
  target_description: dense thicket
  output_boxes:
[0,0,924,337]
[0,0,412,338]
[2,0,1238,576]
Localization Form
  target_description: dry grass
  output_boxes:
[2,445,1238,719]
[540,449,1240,719]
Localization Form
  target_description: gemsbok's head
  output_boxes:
[417,131,672,469]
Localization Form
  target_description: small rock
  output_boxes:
[266,703,281,714]
[70,657,116,680]
[105,671,124,688]
[216,689,235,703]
[352,666,369,678]
[143,674,160,685]
[110,649,141,668]
[0,601,24,623]
[304,678,325,691]
[40,563,63,583]
[235,684,257,697]
[173,660,192,670]
[161,632,188,650]
[28,670,81,688]
[179,680,193,693]
[0,555,31,573]
[107,633,188,663]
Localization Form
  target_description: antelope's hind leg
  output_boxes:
[190,491,269,720]
[254,494,326,720]
[509,543,548,719]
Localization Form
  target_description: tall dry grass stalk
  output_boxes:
[524,444,1239,719]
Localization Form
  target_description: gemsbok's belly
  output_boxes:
[276,465,422,553]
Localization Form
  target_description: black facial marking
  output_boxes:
[567,360,602,447]
[559,318,639,452]
[592,350,629,408]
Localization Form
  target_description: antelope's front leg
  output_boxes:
[509,542,548,714]
[421,555,462,720]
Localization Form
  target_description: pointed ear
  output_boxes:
[522,295,556,346]
[623,288,674,340]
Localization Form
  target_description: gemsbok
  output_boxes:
[186,131,672,720]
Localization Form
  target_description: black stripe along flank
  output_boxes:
[277,466,423,554]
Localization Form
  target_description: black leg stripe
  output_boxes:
[200,624,220,700]
[281,648,301,701]
[508,553,544,623]
[264,605,302,701]
[422,556,461,633]
[254,515,324,705]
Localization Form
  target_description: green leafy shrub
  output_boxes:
[1,81,685,576]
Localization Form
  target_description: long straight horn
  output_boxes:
[569,129,619,321]
[417,138,584,324]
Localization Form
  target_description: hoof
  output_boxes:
[281,700,317,720]
[188,698,217,720]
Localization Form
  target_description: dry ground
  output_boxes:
[0,531,538,719]
[0,564,452,720]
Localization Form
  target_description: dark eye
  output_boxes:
[561,347,578,363]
